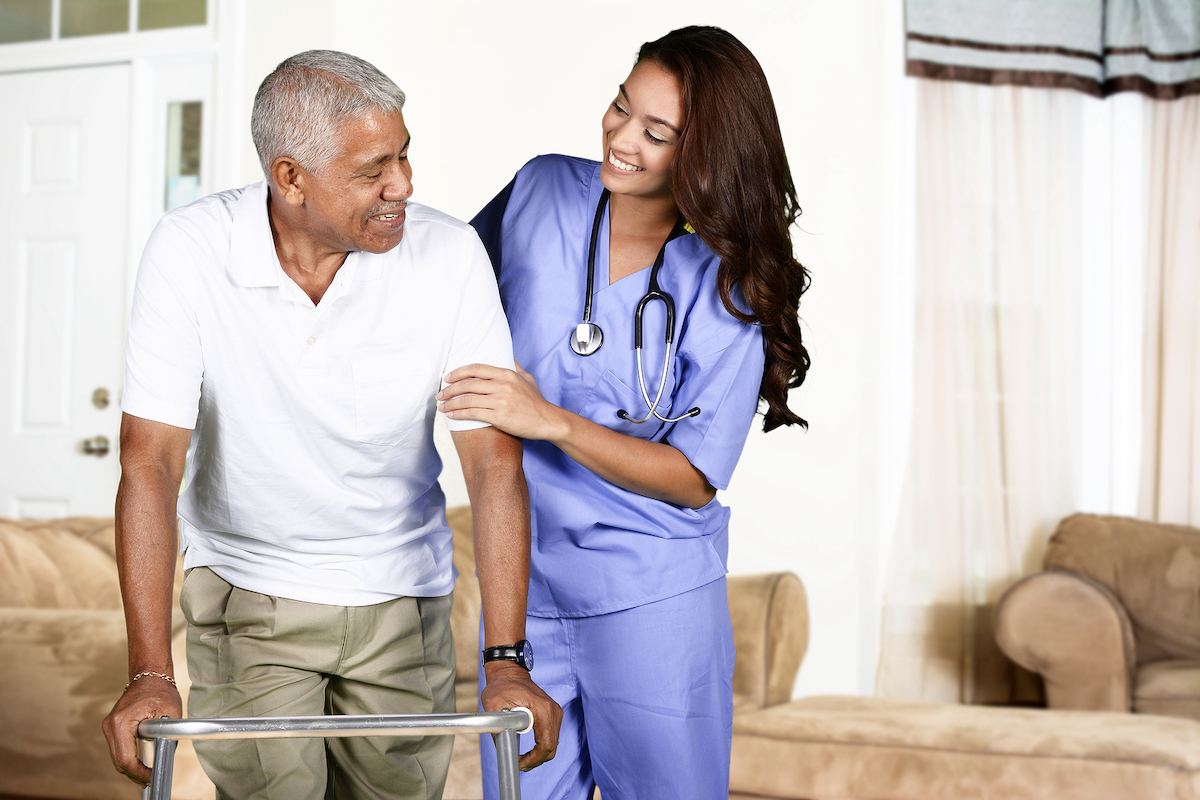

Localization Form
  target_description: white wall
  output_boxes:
[220,0,914,697]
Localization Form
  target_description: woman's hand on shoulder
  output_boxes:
[439,362,567,442]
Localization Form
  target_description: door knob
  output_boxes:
[80,435,110,457]
[92,387,111,409]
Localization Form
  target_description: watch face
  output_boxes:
[517,639,534,671]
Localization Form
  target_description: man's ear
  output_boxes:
[270,157,306,207]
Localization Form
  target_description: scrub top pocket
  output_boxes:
[351,354,434,446]
[578,368,675,439]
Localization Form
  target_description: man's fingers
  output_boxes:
[518,699,562,771]
[104,714,151,785]
[519,738,557,771]
[102,682,182,787]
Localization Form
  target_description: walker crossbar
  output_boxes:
[137,709,531,800]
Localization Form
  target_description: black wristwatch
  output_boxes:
[482,639,534,671]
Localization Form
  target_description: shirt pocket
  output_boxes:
[351,354,435,446]
[576,368,673,440]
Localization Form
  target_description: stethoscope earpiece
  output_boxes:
[571,188,701,425]
[570,322,604,356]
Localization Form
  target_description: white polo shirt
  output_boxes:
[122,180,512,605]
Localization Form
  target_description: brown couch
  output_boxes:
[0,508,809,800]
[995,513,1200,721]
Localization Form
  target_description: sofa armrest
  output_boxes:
[728,572,808,710]
[995,570,1135,712]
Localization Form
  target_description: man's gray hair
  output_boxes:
[251,50,406,178]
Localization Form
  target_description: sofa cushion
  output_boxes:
[1045,514,1200,663]
[0,609,132,799]
[448,506,482,690]
[730,695,1200,800]
[0,518,122,610]
[1135,660,1200,721]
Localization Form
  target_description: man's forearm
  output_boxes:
[113,414,190,678]
[114,467,181,677]
[450,426,563,771]
[453,427,531,648]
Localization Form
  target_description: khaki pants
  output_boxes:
[181,567,456,800]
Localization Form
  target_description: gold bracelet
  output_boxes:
[125,671,177,691]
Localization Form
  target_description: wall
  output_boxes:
[220,0,913,697]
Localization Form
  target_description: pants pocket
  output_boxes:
[182,567,234,701]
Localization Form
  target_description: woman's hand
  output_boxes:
[438,362,566,442]
[442,362,715,508]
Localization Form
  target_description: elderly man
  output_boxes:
[102,50,560,799]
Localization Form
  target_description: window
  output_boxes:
[0,0,205,44]
[165,100,202,210]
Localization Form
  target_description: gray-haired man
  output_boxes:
[102,50,560,799]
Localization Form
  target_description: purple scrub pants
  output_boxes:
[480,577,734,800]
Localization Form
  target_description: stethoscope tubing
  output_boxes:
[571,188,700,424]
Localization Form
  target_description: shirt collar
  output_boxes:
[228,180,385,288]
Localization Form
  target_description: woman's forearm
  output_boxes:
[544,403,715,509]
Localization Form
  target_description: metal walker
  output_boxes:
[138,709,533,800]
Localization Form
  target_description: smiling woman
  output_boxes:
[599,60,683,208]
[441,24,811,800]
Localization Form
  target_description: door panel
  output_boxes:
[0,64,130,517]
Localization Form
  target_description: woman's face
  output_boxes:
[600,59,684,201]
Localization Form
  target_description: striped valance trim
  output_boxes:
[907,32,1102,64]
[1104,74,1200,100]
[905,0,1200,101]
[1107,45,1200,63]
[910,31,1200,66]
[907,34,1200,100]
[906,59,1107,98]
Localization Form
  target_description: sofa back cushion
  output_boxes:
[0,518,122,610]
[1045,514,1200,663]
[447,506,483,684]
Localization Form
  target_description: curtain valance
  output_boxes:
[906,0,1200,100]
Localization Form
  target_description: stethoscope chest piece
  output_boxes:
[570,322,603,356]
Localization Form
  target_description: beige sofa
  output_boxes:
[0,508,809,800]
[996,513,1200,721]
[0,516,211,800]
[725,511,1200,800]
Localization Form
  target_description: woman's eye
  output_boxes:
[612,101,627,115]
[645,130,667,145]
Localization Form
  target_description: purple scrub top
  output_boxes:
[472,155,765,617]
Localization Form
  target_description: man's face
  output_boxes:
[296,108,413,255]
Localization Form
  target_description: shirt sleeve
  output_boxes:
[661,300,765,492]
[440,229,516,432]
[121,217,204,430]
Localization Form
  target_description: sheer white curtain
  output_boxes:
[877,81,1088,703]
[885,3,1195,706]
[1139,95,1200,525]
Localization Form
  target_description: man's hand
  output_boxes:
[481,661,562,771]
[102,676,182,786]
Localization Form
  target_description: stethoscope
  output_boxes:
[569,188,701,424]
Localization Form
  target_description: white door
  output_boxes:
[0,64,131,518]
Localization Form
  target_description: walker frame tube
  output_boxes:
[137,710,530,800]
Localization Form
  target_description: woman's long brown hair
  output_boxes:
[639,26,810,431]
